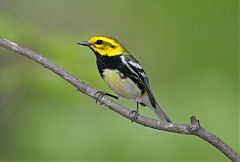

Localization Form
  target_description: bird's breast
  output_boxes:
[102,69,142,99]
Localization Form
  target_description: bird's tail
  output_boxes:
[141,95,172,122]
[154,103,172,122]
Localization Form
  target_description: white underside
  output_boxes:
[102,69,143,100]
[102,69,155,109]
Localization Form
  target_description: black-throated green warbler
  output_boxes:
[77,36,171,122]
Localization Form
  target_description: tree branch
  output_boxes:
[0,38,239,162]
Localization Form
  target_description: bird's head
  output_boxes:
[77,36,127,57]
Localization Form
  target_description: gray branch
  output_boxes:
[0,38,239,162]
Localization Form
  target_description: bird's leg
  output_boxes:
[94,91,119,104]
[129,102,139,122]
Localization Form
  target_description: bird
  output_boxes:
[77,35,171,122]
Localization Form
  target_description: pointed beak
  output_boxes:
[76,40,91,46]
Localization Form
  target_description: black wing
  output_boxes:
[122,55,157,107]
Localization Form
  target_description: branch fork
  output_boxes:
[189,116,201,133]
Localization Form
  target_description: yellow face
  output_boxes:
[82,36,127,57]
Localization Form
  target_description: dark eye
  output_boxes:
[95,40,103,45]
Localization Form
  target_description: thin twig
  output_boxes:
[0,38,239,162]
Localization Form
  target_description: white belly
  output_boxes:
[102,69,142,100]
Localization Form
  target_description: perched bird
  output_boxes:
[77,36,171,122]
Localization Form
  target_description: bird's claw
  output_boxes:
[94,91,106,105]
[129,110,139,123]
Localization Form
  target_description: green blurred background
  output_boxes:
[0,0,238,161]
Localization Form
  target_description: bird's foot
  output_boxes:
[94,91,106,104]
[94,91,119,105]
[129,110,139,123]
